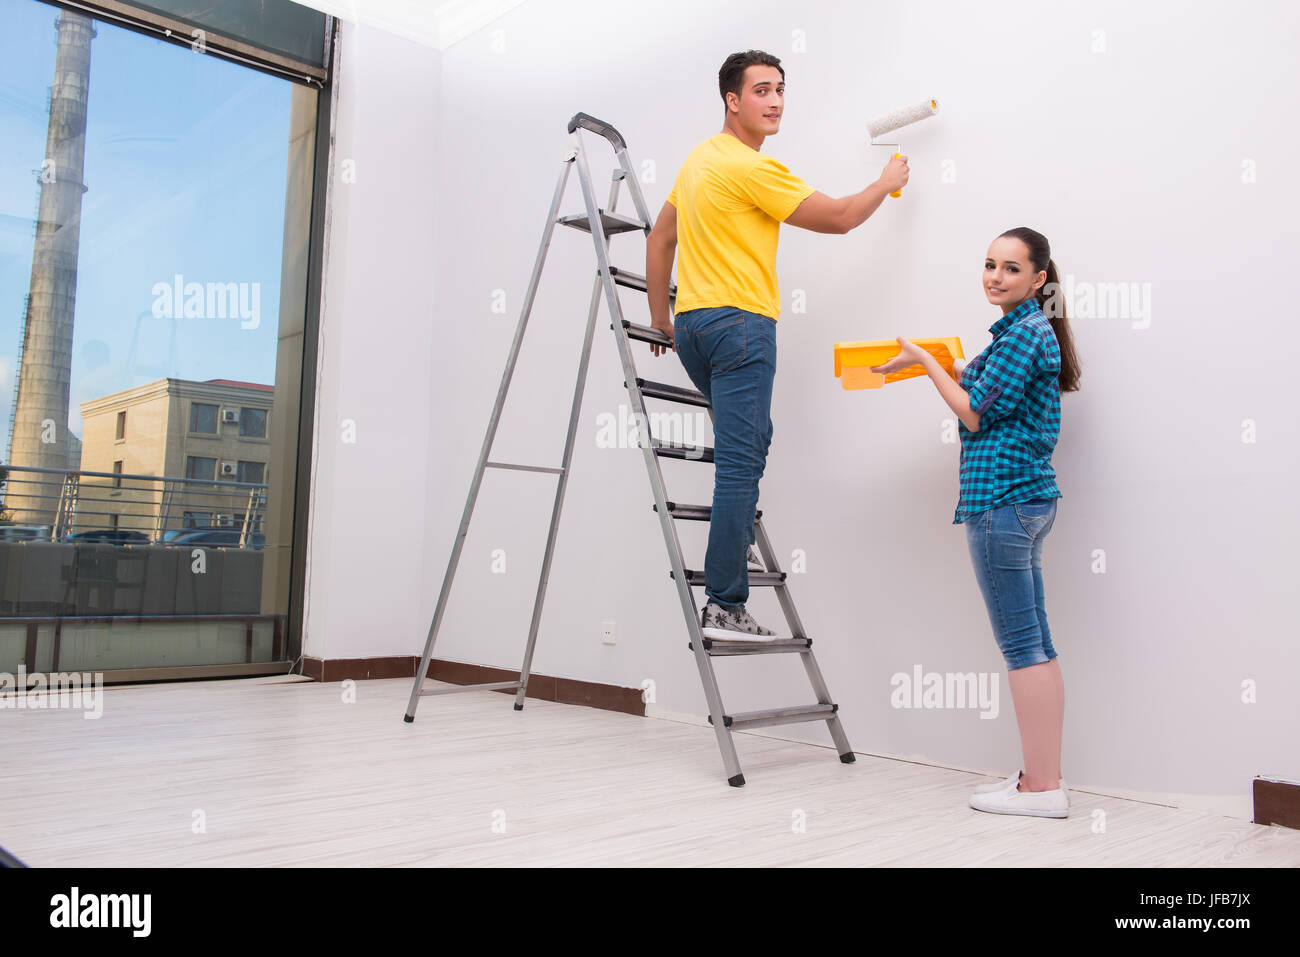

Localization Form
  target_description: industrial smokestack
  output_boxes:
[7,10,95,524]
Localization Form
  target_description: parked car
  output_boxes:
[62,529,150,545]
[167,528,265,550]
[0,524,52,543]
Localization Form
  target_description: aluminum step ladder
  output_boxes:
[404,113,855,787]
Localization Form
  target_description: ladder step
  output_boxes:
[651,439,713,463]
[486,461,565,475]
[674,569,786,586]
[654,501,762,522]
[708,703,838,730]
[690,637,812,656]
[608,266,676,299]
[629,378,710,408]
[558,210,646,235]
[618,319,672,348]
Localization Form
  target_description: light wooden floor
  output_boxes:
[2,675,1297,867]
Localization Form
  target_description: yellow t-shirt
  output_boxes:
[666,133,815,321]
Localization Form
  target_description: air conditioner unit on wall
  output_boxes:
[220,461,237,476]
[221,408,239,424]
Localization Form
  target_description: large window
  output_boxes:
[0,0,328,680]
[239,407,267,438]
[185,456,216,481]
[189,402,218,435]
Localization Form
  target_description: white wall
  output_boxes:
[309,0,1300,817]
[302,19,442,662]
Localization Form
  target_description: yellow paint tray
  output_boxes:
[834,337,964,390]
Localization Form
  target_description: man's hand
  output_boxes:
[649,317,674,357]
[878,154,909,194]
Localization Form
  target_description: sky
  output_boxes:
[0,0,298,450]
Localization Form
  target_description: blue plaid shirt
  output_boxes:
[953,297,1062,524]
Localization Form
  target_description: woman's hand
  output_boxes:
[870,337,929,375]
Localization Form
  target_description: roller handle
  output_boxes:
[567,112,627,151]
[890,152,903,198]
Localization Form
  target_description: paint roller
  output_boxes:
[868,98,939,197]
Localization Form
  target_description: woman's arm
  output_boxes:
[918,351,980,432]
[871,339,980,431]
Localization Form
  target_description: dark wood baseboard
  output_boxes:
[1253,778,1300,830]
[298,655,645,717]
[300,655,413,682]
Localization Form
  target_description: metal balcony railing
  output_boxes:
[0,464,269,549]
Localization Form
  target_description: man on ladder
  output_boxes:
[645,49,910,641]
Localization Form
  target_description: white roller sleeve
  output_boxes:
[868,99,939,138]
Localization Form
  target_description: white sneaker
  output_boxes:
[746,545,764,571]
[973,770,1067,794]
[969,779,1070,818]
[700,602,783,642]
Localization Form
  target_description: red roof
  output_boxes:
[204,379,274,393]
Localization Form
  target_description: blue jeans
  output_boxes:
[965,498,1059,670]
[672,307,776,611]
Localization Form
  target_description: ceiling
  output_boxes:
[290,0,530,50]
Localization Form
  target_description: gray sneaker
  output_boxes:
[745,545,764,571]
[700,602,782,642]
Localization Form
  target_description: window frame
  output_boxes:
[236,460,266,485]
[185,455,217,481]
[189,402,218,436]
[55,0,331,87]
[7,4,336,676]
[239,406,268,439]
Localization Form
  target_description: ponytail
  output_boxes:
[999,227,1081,393]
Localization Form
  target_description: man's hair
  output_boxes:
[718,50,784,109]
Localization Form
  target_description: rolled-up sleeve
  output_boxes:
[966,325,1043,428]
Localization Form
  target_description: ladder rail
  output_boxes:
[405,149,576,719]
[511,151,623,707]
[612,145,655,238]
[751,516,854,758]
[513,133,702,719]
[565,126,745,783]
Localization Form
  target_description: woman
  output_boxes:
[871,226,1082,818]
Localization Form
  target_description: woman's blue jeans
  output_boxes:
[672,307,776,612]
[964,498,1059,670]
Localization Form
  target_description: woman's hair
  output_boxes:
[718,50,784,110]
[998,226,1081,392]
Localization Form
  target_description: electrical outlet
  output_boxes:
[601,620,616,645]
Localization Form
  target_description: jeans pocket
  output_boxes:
[1014,499,1055,537]
[697,315,747,373]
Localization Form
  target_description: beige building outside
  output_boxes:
[73,377,274,539]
